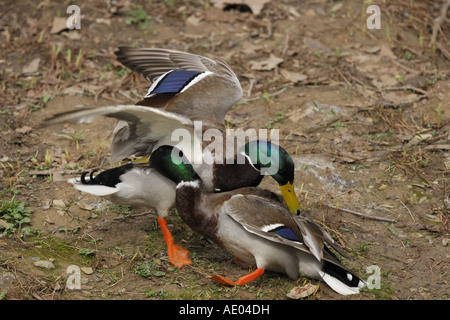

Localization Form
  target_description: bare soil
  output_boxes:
[0,0,449,300]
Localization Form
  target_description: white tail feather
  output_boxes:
[319,271,364,295]
[68,179,118,197]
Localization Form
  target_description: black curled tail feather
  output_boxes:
[81,169,99,184]
[79,164,134,188]
[323,260,363,289]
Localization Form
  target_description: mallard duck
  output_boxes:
[66,140,300,268]
[67,163,189,265]
[47,48,301,267]
[148,145,365,295]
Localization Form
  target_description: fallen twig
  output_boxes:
[325,204,396,223]
[398,199,415,222]
[379,93,428,108]
[406,162,437,190]
[241,87,287,103]
[113,211,156,220]
[436,42,450,60]
[429,0,450,48]
[378,85,428,95]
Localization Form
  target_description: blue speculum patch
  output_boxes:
[150,70,202,95]
[273,227,300,242]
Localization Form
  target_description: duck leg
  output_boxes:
[233,257,252,269]
[158,217,192,268]
[208,268,265,286]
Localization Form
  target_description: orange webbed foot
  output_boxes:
[158,217,192,268]
[208,268,265,286]
[167,242,192,268]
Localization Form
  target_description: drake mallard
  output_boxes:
[67,140,300,268]
[148,145,366,296]
[47,48,301,268]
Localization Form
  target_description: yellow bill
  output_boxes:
[132,154,151,164]
[279,181,302,215]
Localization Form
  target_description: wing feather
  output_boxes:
[45,104,194,162]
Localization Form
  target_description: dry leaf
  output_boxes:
[211,0,271,15]
[50,17,68,34]
[379,43,396,60]
[15,126,32,134]
[280,68,307,83]
[250,54,283,71]
[22,58,40,75]
[186,14,203,27]
[286,283,318,299]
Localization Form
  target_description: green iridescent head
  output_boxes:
[244,141,300,215]
[243,141,295,186]
[150,146,199,184]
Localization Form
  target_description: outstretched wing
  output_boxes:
[46,104,194,163]
[116,47,243,123]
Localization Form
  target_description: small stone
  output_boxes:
[34,260,55,269]
[81,267,93,275]
[52,199,66,208]
[0,272,16,287]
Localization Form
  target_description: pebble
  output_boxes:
[0,272,16,287]
[52,199,66,208]
[81,267,93,275]
[34,260,55,269]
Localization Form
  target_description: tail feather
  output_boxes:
[66,164,134,197]
[320,261,365,295]
[68,178,118,197]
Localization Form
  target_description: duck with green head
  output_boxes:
[150,144,365,295]
[49,48,301,269]
[67,140,302,269]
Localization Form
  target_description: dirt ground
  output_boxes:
[0,0,449,301]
